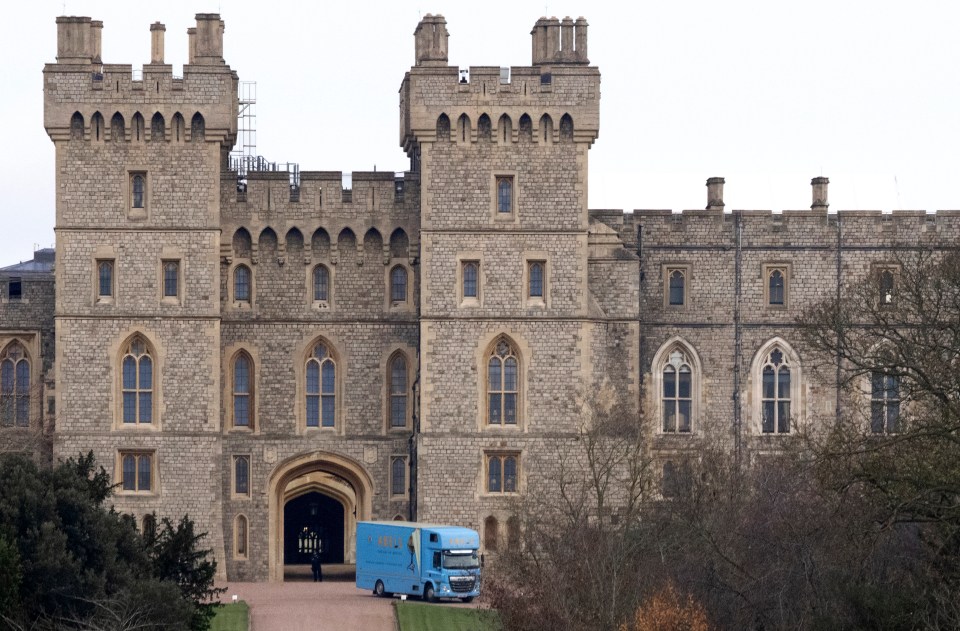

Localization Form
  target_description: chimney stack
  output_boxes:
[413,14,449,66]
[193,14,224,65]
[706,177,725,211]
[811,177,829,212]
[90,20,103,63]
[187,27,196,64]
[532,16,589,65]
[56,16,93,64]
[150,22,165,64]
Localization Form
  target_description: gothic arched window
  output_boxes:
[313,265,330,303]
[234,265,251,303]
[306,342,336,428]
[487,339,519,426]
[389,354,408,428]
[0,342,30,427]
[121,336,153,424]
[662,350,693,433]
[761,348,791,434]
[233,353,253,428]
[390,266,408,303]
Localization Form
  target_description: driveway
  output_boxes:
[219,565,396,631]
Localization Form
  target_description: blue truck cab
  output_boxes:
[356,521,481,602]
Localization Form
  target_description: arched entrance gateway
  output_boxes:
[267,451,374,581]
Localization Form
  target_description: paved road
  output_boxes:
[219,565,395,631]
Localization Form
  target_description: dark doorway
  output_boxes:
[283,491,345,564]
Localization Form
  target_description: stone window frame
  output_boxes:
[295,335,345,436]
[659,455,694,500]
[385,262,414,312]
[384,347,414,432]
[750,337,803,435]
[390,455,408,500]
[232,454,252,499]
[5,277,22,302]
[125,168,151,220]
[480,334,528,430]
[159,249,184,306]
[490,171,520,224]
[663,264,690,309]
[650,337,702,435]
[116,333,158,429]
[116,450,157,495]
[229,260,254,309]
[457,253,483,308]
[0,338,32,428]
[872,263,900,308]
[482,450,522,496]
[225,346,257,432]
[763,263,791,309]
[309,263,333,311]
[93,245,118,306]
[234,514,249,560]
[522,253,549,308]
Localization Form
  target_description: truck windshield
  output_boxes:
[442,551,480,569]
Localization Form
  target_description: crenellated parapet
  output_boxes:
[400,15,599,155]
[44,14,238,147]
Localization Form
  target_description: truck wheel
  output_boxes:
[374,580,386,597]
[424,584,436,603]
[461,596,475,603]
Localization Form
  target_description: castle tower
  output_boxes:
[401,16,634,535]
[44,15,237,572]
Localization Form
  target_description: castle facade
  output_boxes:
[0,13,954,582]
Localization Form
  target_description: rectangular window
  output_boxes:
[763,264,790,308]
[234,455,251,496]
[496,176,514,213]
[8,278,22,301]
[528,261,544,299]
[871,372,901,434]
[119,451,154,493]
[462,261,479,299]
[486,453,519,494]
[131,173,146,209]
[391,456,406,497]
[97,260,114,299]
[162,260,179,298]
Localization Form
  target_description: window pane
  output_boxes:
[463,263,478,298]
[321,361,335,394]
[777,402,790,433]
[138,455,151,491]
[504,394,517,424]
[762,402,775,433]
[1,361,12,395]
[123,392,136,423]
[391,395,406,427]
[762,366,775,399]
[504,457,517,492]
[504,357,517,391]
[497,178,512,213]
[321,396,335,427]
[391,267,407,302]
[235,457,249,495]
[678,400,691,432]
[887,403,900,433]
[139,393,152,423]
[678,366,691,398]
[235,395,249,426]
[769,271,784,305]
[871,372,884,399]
[123,356,136,390]
[663,401,676,432]
[16,392,29,426]
[488,457,502,492]
[314,266,328,301]
[235,356,250,394]
[99,262,112,296]
[870,402,885,433]
[392,458,405,496]
[139,356,152,391]
[15,361,28,395]
[391,357,406,394]
[163,262,178,297]
[669,271,684,305]
[529,263,543,298]
[778,367,790,399]
[488,394,501,424]
[663,366,676,398]
[132,175,144,208]
[306,361,319,394]
[306,395,319,426]
[122,455,136,490]
[235,266,250,301]
[886,375,899,400]
[488,358,501,392]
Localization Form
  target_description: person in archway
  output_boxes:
[311,550,323,582]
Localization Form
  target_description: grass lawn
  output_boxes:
[395,601,502,631]
[209,601,250,631]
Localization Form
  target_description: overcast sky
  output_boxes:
[3,0,958,263]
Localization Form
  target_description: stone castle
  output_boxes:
[1,13,954,581]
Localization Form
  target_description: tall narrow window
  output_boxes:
[121,337,153,424]
[233,354,252,428]
[234,265,251,303]
[234,455,250,496]
[871,371,901,434]
[668,269,685,306]
[1,342,30,427]
[487,339,519,426]
[487,454,519,493]
[496,176,513,213]
[662,350,692,433]
[162,261,179,298]
[235,515,248,558]
[768,269,785,306]
[390,266,408,303]
[306,342,335,428]
[120,452,153,492]
[391,457,406,496]
[528,262,544,299]
[484,516,499,551]
[761,348,791,433]
[390,354,407,428]
[131,174,145,209]
[879,269,895,306]
[463,262,479,299]
[313,265,329,303]
[97,260,114,299]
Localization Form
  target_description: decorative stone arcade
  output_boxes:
[267,451,374,581]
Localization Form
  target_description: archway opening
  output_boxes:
[283,491,345,565]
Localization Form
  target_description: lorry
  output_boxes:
[356,521,482,602]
